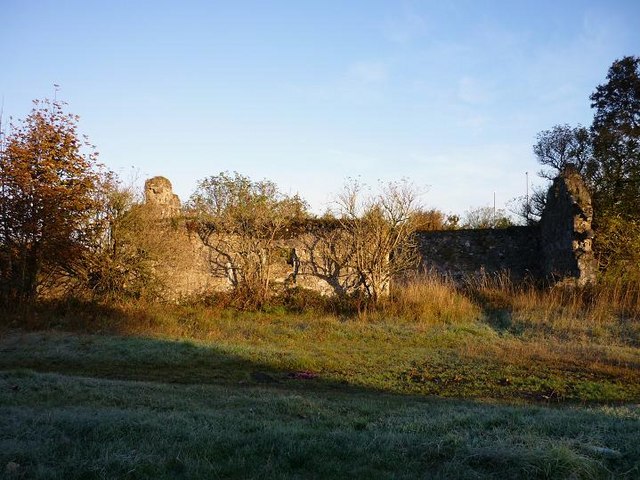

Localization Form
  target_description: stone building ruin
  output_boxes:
[144,176,181,218]
[539,165,596,285]
[144,167,597,298]
[419,166,596,285]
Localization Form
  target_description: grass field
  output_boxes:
[1,366,639,479]
[1,287,639,479]
[0,281,640,479]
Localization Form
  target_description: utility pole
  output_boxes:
[0,95,4,154]
[493,191,496,227]
[525,171,529,223]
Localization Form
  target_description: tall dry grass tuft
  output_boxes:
[6,269,638,349]
[378,273,480,326]
[463,271,640,345]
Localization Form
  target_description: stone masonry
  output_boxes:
[145,167,597,297]
[539,165,596,285]
[144,176,181,218]
[418,165,597,285]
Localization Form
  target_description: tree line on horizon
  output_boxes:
[0,56,638,310]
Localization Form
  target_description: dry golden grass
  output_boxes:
[377,274,480,326]
[18,272,640,351]
[4,271,640,404]
[464,272,640,346]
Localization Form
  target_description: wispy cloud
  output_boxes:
[346,61,389,84]
[457,76,492,105]
[456,112,490,135]
[290,60,390,106]
[383,8,427,44]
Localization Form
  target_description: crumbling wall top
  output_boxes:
[144,176,181,218]
[539,165,596,284]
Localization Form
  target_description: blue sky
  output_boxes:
[2,1,639,216]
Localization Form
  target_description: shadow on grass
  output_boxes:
[461,285,516,334]
[1,297,639,405]
[0,326,384,396]
[1,326,639,479]
[0,299,369,393]
[2,360,639,480]
[2,300,640,478]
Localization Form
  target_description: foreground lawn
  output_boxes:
[1,366,639,479]
[3,305,639,403]
[1,324,639,479]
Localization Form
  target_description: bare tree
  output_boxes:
[330,179,421,304]
[508,184,548,225]
[298,220,360,297]
[533,124,592,180]
[189,172,307,307]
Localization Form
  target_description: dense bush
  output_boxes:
[0,100,107,308]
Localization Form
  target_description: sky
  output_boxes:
[2,0,639,217]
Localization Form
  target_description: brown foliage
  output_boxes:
[0,100,106,307]
[79,182,192,300]
[412,209,446,231]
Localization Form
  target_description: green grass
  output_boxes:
[0,325,639,478]
[1,345,639,479]
[1,294,639,478]
[4,303,638,403]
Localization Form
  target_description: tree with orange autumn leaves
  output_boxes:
[0,99,107,308]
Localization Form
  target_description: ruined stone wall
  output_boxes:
[416,226,541,281]
[145,168,597,298]
[167,232,341,298]
[539,165,596,285]
[143,177,339,298]
[145,177,181,218]
[416,166,596,284]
